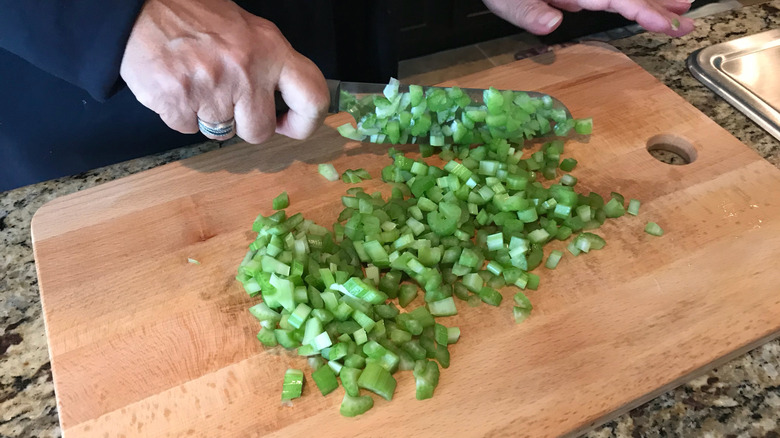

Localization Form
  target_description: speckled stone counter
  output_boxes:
[2,3,779,437]
[585,3,780,437]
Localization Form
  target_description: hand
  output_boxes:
[483,0,695,37]
[120,0,329,143]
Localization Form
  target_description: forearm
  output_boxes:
[0,0,146,101]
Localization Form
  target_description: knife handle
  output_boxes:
[274,79,341,117]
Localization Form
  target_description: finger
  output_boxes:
[659,0,694,15]
[485,0,564,35]
[192,66,237,140]
[548,0,584,12]
[156,102,199,134]
[127,75,200,134]
[667,15,695,36]
[577,0,693,36]
[632,2,695,36]
[234,89,276,144]
[276,106,321,140]
[275,53,329,140]
[126,83,199,134]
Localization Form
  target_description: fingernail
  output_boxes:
[670,18,680,30]
[538,12,561,29]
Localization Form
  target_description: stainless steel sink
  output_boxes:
[688,29,780,141]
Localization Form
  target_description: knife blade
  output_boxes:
[277,79,570,119]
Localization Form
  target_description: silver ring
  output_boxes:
[198,117,235,137]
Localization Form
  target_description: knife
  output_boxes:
[275,79,570,141]
[278,79,569,114]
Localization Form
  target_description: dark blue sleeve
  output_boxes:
[0,0,147,101]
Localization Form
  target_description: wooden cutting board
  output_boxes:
[32,43,780,438]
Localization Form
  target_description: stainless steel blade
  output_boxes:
[329,79,571,119]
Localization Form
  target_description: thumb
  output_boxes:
[485,0,563,35]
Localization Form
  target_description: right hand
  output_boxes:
[120,0,330,143]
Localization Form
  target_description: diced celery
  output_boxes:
[312,364,339,396]
[628,199,641,216]
[645,221,664,236]
[428,297,457,316]
[357,362,397,401]
[318,163,339,182]
[281,369,304,401]
[340,394,374,417]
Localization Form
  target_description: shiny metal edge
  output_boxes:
[686,29,780,141]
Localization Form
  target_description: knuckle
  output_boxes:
[223,19,292,82]
[254,18,284,41]
[224,48,254,74]
[253,19,291,54]
[160,75,191,99]
[195,62,223,88]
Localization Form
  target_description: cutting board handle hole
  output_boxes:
[646,134,697,165]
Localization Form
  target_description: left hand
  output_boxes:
[482,0,695,37]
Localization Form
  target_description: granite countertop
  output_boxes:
[2,3,780,437]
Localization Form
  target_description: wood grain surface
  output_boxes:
[32,43,780,437]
